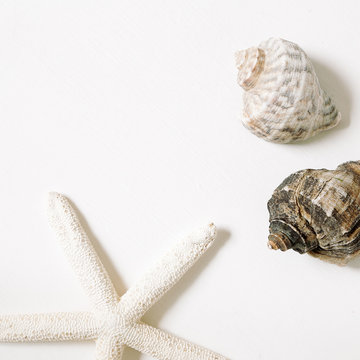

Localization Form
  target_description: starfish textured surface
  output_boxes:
[0,193,227,360]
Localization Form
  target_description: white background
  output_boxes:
[0,1,359,359]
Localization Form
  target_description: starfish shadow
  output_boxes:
[123,229,229,360]
[122,346,143,359]
[106,227,229,360]
[70,198,230,359]
[142,228,230,327]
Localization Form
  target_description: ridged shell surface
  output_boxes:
[235,38,341,143]
[267,161,360,265]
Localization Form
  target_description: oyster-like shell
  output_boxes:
[267,161,360,265]
[235,38,341,143]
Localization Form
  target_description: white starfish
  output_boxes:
[0,193,227,360]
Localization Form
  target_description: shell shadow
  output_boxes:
[142,228,230,327]
[346,255,360,269]
[292,58,352,145]
[312,58,352,131]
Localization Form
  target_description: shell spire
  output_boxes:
[235,47,265,90]
[267,233,292,251]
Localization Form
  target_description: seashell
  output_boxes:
[267,161,360,265]
[235,38,341,143]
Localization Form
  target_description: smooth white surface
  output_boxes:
[0,1,359,359]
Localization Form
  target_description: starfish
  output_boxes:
[0,193,227,360]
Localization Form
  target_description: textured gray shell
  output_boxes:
[235,38,341,143]
[267,161,360,265]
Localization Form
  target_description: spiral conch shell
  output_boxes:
[235,38,341,143]
[267,161,360,265]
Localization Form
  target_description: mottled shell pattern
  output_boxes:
[267,161,360,265]
[235,38,341,143]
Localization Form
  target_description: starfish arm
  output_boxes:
[95,335,125,360]
[0,312,98,342]
[118,224,216,322]
[48,192,120,313]
[124,322,228,360]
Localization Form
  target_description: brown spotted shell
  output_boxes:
[267,161,360,265]
[235,38,341,143]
